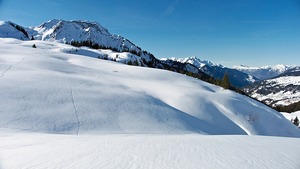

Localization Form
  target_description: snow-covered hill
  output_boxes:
[0,38,299,137]
[162,57,258,87]
[234,64,295,80]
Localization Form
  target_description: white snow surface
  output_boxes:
[1,130,300,169]
[0,38,300,137]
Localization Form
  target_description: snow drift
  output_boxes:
[0,38,299,137]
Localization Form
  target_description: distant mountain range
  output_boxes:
[163,57,259,87]
[233,65,296,80]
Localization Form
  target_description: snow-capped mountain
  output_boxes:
[161,56,218,69]
[243,66,300,111]
[31,19,141,53]
[0,19,210,81]
[162,57,259,88]
[234,64,295,80]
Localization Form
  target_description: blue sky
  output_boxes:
[0,0,299,67]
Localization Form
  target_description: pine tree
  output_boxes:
[221,73,230,89]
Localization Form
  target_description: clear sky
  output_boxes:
[0,0,299,67]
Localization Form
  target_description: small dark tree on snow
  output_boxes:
[31,36,35,40]
[293,116,299,127]
[32,44,36,48]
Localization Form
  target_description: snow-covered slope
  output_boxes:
[234,64,295,80]
[0,38,299,137]
[163,57,258,87]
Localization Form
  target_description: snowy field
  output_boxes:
[0,38,300,169]
[1,130,300,169]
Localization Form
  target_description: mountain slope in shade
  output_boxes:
[162,57,258,88]
[234,64,295,80]
[0,38,299,137]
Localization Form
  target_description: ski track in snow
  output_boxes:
[0,56,26,78]
[69,87,81,136]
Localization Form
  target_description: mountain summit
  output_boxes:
[31,19,141,54]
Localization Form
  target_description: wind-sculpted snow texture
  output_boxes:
[1,132,300,169]
[0,38,299,137]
